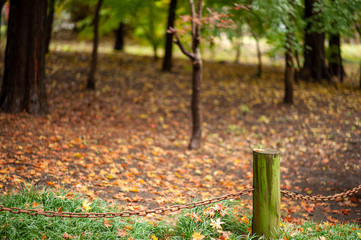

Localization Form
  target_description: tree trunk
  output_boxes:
[252,33,262,77]
[0,1,5,14]
[301,0,330,82]
[114,22,125,51]
[0,0,48,114]
[0,0,6,60]
[172,0,203,149]
[87,0,103,90]
[45,0,55,53]
[162,0,177,72]
[189,51,202,150]
[328,33,345,83]
[284,33,294,104]
[234,38,242,64]
[152,43,159,59]
[188,0,203,150]
[359,62,361,89]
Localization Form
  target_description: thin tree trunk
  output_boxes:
[284,33,294,104]
[294,50,300,84]
[234,38,242,64]
[152,43,158,59]
[328,33,345,83]
[114,22,125,51]
[0,0,48,114]
[0,0,6,61]
[189,50,202,149]
[172,0,203,149]
[87,0,103,90]
[252,32,262,77]
[162,0,177,72]
[188,0,203,150]
[359,61,361,89]
[45,0,55,53]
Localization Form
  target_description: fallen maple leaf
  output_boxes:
[150,234,158,240]
[63,232,73,239]
[210,218,225,230]
[192,231,205,240]
[116,228,128,237]
[219,231,231,240]
[240,215,249,224]
[104,219,112,228]
[82,199,91,212]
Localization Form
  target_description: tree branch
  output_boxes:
[189,0,196,38]
[195,0,203,40]
[173,35,195,60]
[197,0,203,19]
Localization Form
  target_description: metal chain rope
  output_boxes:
[281,184,361,202]
[1,185,360,218]
[0,189,253,219]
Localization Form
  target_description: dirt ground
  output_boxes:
[0,51,360,224]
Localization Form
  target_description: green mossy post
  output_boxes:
[252,149,280,239]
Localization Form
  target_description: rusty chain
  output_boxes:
[281,184,361,202]
[0,189,253,218]
[0,185,360,218]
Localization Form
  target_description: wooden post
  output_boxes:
[252,149,280,239]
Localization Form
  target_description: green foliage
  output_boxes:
[313,0,361,37]
[132,0,168,54]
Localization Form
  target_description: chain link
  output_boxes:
[0,189,253,219]
[1,185,360,218]
[281,184,361,202]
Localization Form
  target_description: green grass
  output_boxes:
[0,187,360,239]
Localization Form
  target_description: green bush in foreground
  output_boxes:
[0,187,360,239]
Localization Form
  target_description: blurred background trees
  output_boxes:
[1,0,361,147]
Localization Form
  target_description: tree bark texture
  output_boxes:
[328,33,345,82]
[301,0,330,82]
[0,0,48,114]
[188,0,203,150]
[189,50,202,150]
[162,0,177,72]
[114,22,125,51]
[87,0,103,90]
[45,0,55,53]
[284,33,294,104]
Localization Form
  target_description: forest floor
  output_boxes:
[0,51,360,224]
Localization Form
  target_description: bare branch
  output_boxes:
[189,0,196,19]
[173,34,195,60]
[194,0,203,41]
[197,0,203,19]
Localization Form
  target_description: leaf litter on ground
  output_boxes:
[0,51,360,224]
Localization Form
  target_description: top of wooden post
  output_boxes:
[253,149,280,155]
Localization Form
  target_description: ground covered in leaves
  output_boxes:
[0,51,360,224]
